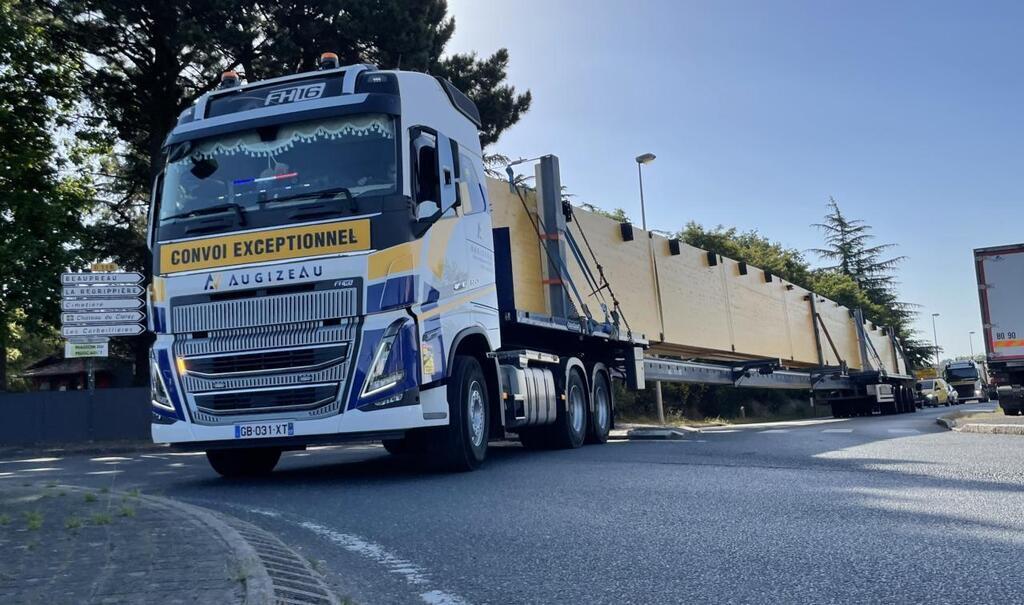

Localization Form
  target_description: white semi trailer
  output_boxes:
[975,243,1024,415]
[146,56,917,475]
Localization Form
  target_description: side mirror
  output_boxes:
[416,200,439,221]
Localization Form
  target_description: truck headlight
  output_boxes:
[361,320,407,398]
[150,354,175,412]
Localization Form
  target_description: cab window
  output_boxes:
[459,151,487,215]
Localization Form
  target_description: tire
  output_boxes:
[382,435,425,457]
[428,355,489,471]
[549,367,588,449]
[517,427,550,450]
[1003,405,1021,416]
[586,370,612,445]
[206,447,281,478]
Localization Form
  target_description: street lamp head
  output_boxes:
[635,153,656,165]
[932,313,940,317]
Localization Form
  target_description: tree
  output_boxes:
[0,0,93,390]
[679,222,812,287]
[47,0,532,382]
[811,197,905,298]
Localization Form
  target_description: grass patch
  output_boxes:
[24,511,43,530]
[0,513,10,526]
[118,505,136,518]
[125,488,140,498]
[99,487,109,494]
[83,492,97,503]
[65,515,82,530]
[90,513,112,526]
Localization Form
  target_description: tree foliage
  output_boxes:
[0,0,93,389]
[676,206,930,369]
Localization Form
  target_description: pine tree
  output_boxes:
[810,197,905,298]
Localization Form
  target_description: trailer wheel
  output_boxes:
[206,447,281,478]
[429,355,489,471]
[549,367,588,449]
[586,371,612,444]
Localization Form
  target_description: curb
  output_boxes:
[936,414,1024,435]
[134,492,277,605]
[0,441,168,459]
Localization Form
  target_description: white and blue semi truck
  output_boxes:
[147,55,917,475]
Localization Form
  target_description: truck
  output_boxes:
[942,359,990,402]
[146,56,918,476]
[974,243,1024,415]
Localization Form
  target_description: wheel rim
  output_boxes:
[594,383,610,432]
[569,382,585,435]
[468,380,486,448]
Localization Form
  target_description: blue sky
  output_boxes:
[447,0,1023,359]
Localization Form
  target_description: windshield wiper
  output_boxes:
[260,187,354,207]
[164,203,247,226]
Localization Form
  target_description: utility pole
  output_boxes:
[969,330,976,358]
[931,313,941,369]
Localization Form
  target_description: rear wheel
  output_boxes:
[428,355,489,471]
[586,371,612,445]
[206,447,281,478]
[550,367,588,449]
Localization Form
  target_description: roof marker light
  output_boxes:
[319,52,340,70]
[219,70,240,89]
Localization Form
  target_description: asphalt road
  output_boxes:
[4,402,1023,604]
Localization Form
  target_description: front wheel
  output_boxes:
[206,447,281,478]
[428,355,489,471]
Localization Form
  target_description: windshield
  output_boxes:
[159,114,397,222]
[945,366,978,381]
[919,380,934,389]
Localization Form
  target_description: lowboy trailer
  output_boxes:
[146,56,916,475]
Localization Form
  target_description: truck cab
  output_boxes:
[147,57,504,473]
[942,360,989,403]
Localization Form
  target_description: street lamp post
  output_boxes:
[969,331,976,358]
[635,153,656,231]
[635,153,665,424]
[931,313,941,368]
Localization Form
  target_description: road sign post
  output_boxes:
[60,271,146,373]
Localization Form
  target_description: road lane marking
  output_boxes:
[822,429,854,433]
[760,429,791,433]
[887,428,920,434]
[297,520,470,605]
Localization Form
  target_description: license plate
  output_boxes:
[234,422,294,439]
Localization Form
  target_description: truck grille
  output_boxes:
[195,385,338,415]
[172,319,361,425]
[184,344,348,377]
[171,288,357,333]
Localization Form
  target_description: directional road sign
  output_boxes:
[61,311,145,325]
[66,336,110,344]
[62,285,144,298]
[61,272,143,285]
[65,341,109,358]
[61,298,145,311]
[62,324,146,338]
